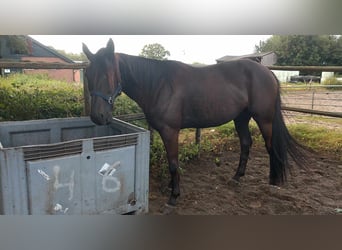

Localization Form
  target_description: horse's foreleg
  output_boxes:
[233,112,252,182]
[159,127,180,206]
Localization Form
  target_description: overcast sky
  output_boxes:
[30,35,271,65]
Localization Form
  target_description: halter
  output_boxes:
[90,83,122,105]
[89,53,122,105]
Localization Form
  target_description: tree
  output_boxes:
[0,35,29,56]
[255,35,342,66]
[326,35,342,66]
[47,46,88,62]
[139,43,170,60]
[56,49,88,62]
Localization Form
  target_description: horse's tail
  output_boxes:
[270,75,308,184]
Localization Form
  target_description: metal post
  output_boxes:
[82,70,91,116]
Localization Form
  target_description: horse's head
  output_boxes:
[82,38,121,125]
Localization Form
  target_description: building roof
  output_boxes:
[0,35,74,63]
[28,36,75,63]
[216,51,275,63]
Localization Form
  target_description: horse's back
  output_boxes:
[175,59,278,128]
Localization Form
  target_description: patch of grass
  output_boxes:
[288,124,342,160]
[215,121,236,137]
[322,77,342,90]
[215,121,264,145]
[150,135,169,179]
[281,82,322,92]
[150,128,216,182]
[289,115,342,127]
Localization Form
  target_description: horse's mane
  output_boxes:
[117,53,184,89]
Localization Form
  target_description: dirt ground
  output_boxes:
[147,120,342,215]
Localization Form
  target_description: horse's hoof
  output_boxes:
[269,178,283,186]
[228,178,240,187]
[168,195,178,207]
[162,203,177,215]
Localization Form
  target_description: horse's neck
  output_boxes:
[117,54,152,111]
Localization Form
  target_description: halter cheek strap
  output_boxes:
[91,83,122,105]
[90,54,122,105]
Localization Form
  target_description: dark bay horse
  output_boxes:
[83,39,306,206]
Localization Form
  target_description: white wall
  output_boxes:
[271,70,299,83]
[321,72,334,82]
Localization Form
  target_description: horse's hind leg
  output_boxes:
[232,111,252,182]
[254,118,280,185]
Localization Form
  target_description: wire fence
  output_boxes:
[280,85,342,118]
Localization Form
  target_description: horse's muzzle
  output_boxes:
[90,113,112,125]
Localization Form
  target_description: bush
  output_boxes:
[113,94,142,116]
[0,74,84,121]
[0,73,144,122]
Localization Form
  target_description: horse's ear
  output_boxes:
[82,43,94,60]
[106,38,115,53]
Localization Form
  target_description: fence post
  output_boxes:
[82,70,91,116]
[195,128,201,145]
[311,89,316,115]
[148,124,154,145]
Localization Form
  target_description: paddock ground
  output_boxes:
[148,114,342,215]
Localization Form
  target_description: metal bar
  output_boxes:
[115,113,146,122]
[1,61,341,72]
[282,106,342,118]
[268,65,342,72]
[0,61,88,69]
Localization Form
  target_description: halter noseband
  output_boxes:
[90,83,122,105]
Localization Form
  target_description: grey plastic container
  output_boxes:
[0,117,149,215]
